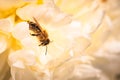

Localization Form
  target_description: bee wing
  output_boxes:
[32,17,49,38]
[32,17,43,31]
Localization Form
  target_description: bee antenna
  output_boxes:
[32,17,38,23]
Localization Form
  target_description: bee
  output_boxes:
[27,17,50,55]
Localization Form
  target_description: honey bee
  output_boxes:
[27,17,50,55]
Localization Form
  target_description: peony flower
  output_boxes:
[0,0,120,80]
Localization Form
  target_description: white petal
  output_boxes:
[93,38,120,79]
[16,2,72,27]
[12,22,30,41]
[0,38,7,54]
[82,9,104,34]
[12,61,25,69]
[53,58,107,80]
[0,17,13,32]
[9,49,36,68]
[10,66,37,80]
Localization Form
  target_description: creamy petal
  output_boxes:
[10,66,37,80]
[0,37,8,54]
[9,49,37,68]
[6,0,120,80]
[12,22,30,40]
[53,57,107,80]
[16,1,72,26]
[0,47,11,80]
[0,17,14,32]
[93,38,120,79]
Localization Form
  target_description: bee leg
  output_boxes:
[38,45,47,55]
[39,43,43,46]
[39,44,42,46]
[45,46,47,55]
[30,33,40,36]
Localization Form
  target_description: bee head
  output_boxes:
[40,39,50,46]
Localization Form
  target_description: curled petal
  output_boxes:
[53,57,108,80]
[12,22,30,40]
[93,38,120,79]
[9,49,37,68]
[12,22,39,47]
[0,17,14,32]
[0,37,8,54]
[16,2,72,27]
[82,9,104,34]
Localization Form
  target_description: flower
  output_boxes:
[0,0,120,80]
